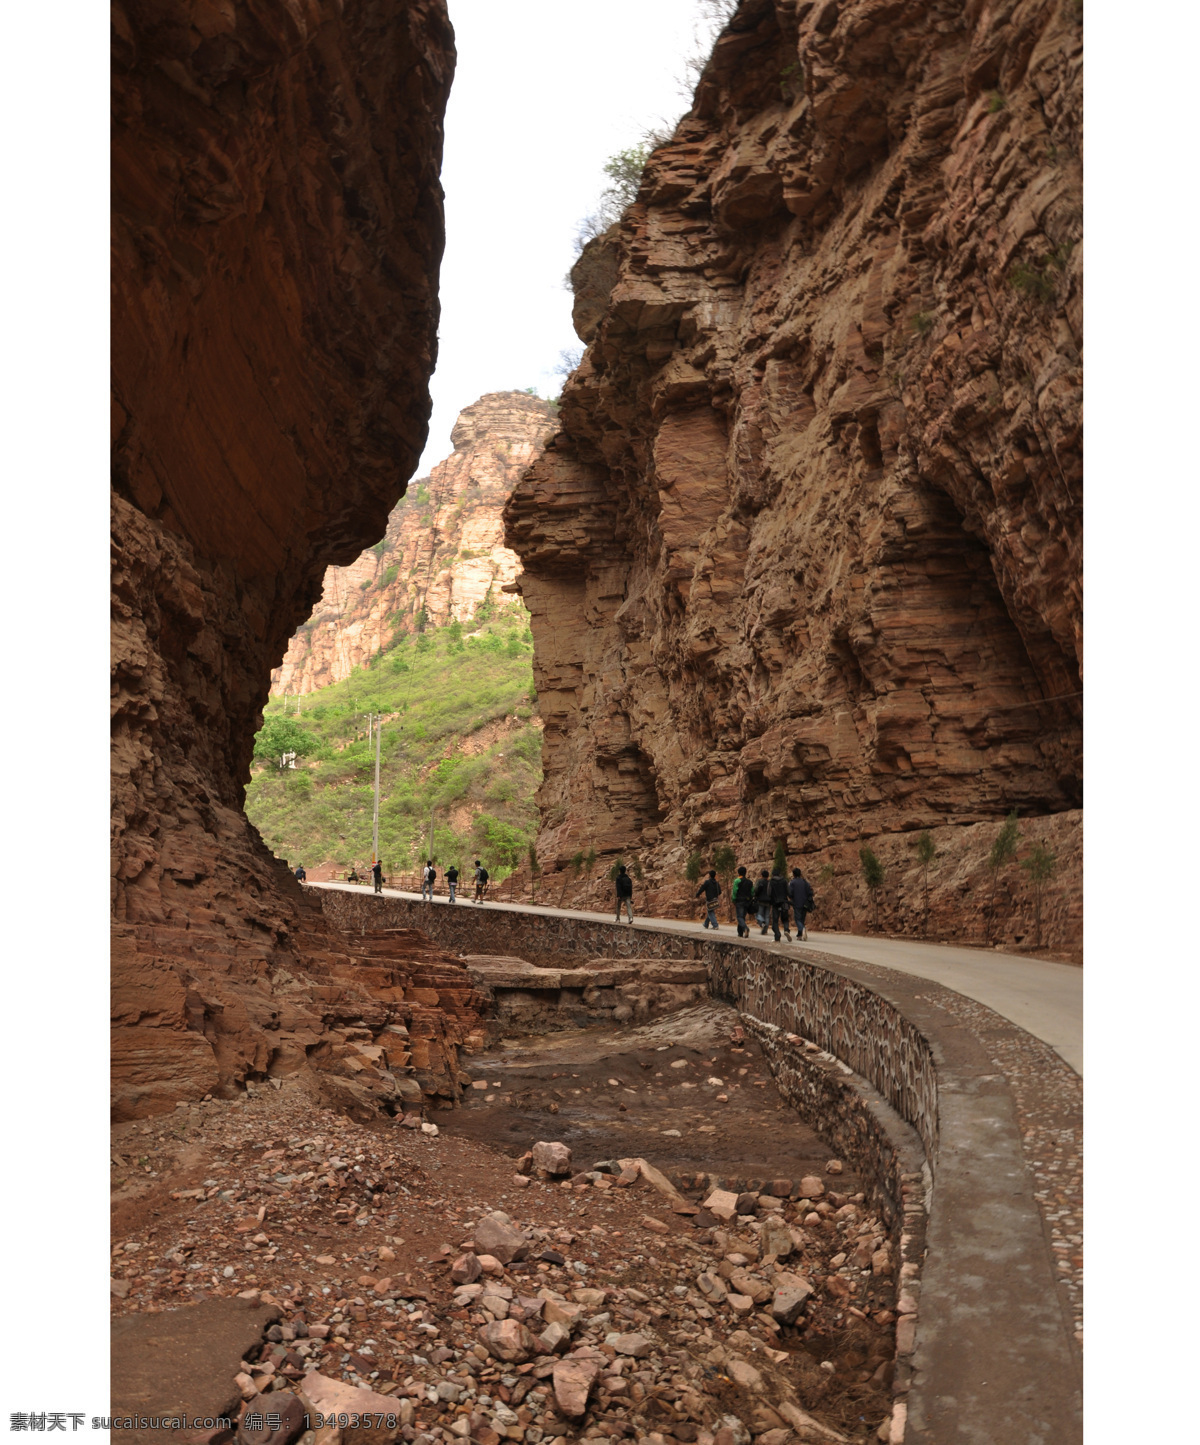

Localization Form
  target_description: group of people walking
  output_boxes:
[694,865,813,941]
[420,859,490,903]
[323,849,813,941]
[612,859,814,942]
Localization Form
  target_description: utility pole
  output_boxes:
[371,714,382,866]
[427,804,434,863]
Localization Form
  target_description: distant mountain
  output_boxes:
[272,390,555,695]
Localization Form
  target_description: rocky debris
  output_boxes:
[504,0,1082,953]
[111,1079,899,1443]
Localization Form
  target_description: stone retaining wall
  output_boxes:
[320,889,939,1157]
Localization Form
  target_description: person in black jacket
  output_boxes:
[788,867,814,940]
[293,864,306,884]
[696,870,721,929]
[446,864,459,903]
[754,870,771,933]
[732,865,753,937]
[614,863,634,923]
[768,867,791,942]
[372,859,384,894]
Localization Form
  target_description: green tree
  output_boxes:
[528,841,540,900]
[685,851,704,884]
[602,145,651,207]
[559,849,586,907]
[859,845,885,930]
[607,858,626,883]
[916,831,937,933]
[713,843,737,921]
[773,839,788,876]
[984,810,1021,942]
[1020,841,1057,949]
[253,716,313,767]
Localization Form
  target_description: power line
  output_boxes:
[982,690,1083,713]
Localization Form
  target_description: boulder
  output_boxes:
[473,1212,528,1264]
[450,1252,481,1284]
[771,1276,814,1324]
[532,1141,573,1176]
[477,1319,537,1364]
[703,1189,740,1222]
[609,1333,653,1358]
[760,1218,794,1259]
[299,1373,404,1442]
[552,1355,600,1416]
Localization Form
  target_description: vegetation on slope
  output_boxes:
[246,600,541,877]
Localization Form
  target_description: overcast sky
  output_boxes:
[417,0,712,473]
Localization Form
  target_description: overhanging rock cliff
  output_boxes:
[111,0,461,1114]
[505,0,1082,950]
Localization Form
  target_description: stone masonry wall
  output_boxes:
[319,888,938,1158]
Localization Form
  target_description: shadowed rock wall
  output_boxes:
[505,0,1082,947]
[110,0,455,1113]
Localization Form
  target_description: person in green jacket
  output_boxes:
[732,865,753,937]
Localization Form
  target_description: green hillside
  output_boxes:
[245,601,541,878]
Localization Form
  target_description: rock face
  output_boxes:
[272,392,555,695]
[111,0,457,1112]
[505,0,1082,949]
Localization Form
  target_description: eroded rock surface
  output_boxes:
[505,0,1082,950]
[111,0,456,1112]
[273,391,556,695]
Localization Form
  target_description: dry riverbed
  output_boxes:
[111,1008,898,1443]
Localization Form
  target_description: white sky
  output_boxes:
[418,0,709,473]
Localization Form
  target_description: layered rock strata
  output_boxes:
[272,392,554,694]
[111,0,458,1112]
[506,0,1082,948]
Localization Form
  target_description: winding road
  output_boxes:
[318,881,1083,1074]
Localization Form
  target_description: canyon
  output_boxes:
[105,5,1085,1437]
[505,0,1082,952]
[272,391,555,696]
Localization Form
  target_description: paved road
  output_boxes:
[317,881,1082,1075]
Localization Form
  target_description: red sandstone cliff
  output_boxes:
[505,0,1082,951]
[272,391,554,694]
[111,0,475,1115]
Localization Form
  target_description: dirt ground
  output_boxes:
[111,1005,898,1443]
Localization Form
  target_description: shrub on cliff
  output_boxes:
[916,831,938,933]
[859,846,886,930]
[1020,841,1057,949]
[984,811,1021,942]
